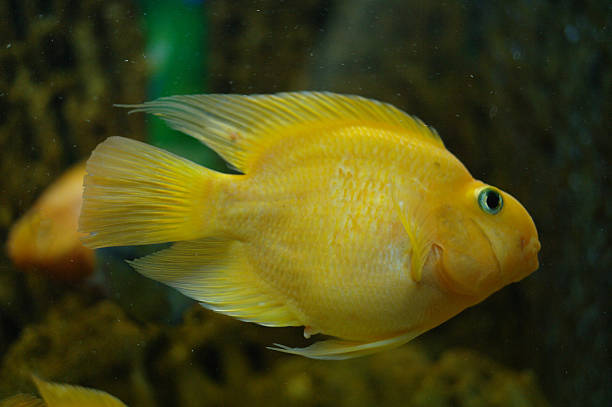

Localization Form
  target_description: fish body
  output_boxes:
[80,92,540,359]
[218,126,471,341]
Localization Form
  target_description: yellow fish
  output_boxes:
[7,163,94,281]
[80,92,540,359]
[0,376,126,407]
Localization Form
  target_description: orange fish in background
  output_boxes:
[7,163,94,281]
[0,375,127,407]
[80,92,540,359]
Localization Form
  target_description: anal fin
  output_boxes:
[268,330,419,360]
[128,238,301,328]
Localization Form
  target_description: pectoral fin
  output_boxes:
[391,192,434,283]
[268,330,419,360]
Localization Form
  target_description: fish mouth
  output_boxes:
[515,236,541,279]
[432,220,503,298]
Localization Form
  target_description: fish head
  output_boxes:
[432,180,540,298]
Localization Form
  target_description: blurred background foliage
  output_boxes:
[0,0,609,406]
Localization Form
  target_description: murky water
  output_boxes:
[1,1,609,406]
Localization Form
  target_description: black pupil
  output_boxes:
[486,191,500,209]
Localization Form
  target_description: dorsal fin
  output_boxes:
[122,92,444,173]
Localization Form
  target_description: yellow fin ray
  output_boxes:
[32,376,127,407]
[129,238,301,327]
[268,330,419,360]
[80,136,225,249]
[121,92,444,173]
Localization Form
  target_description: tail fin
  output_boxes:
[80,136,225,249]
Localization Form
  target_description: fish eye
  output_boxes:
[478,188,503,214]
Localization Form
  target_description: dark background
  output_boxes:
[1,1,609,406]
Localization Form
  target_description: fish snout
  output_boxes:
[520,235,541,273]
